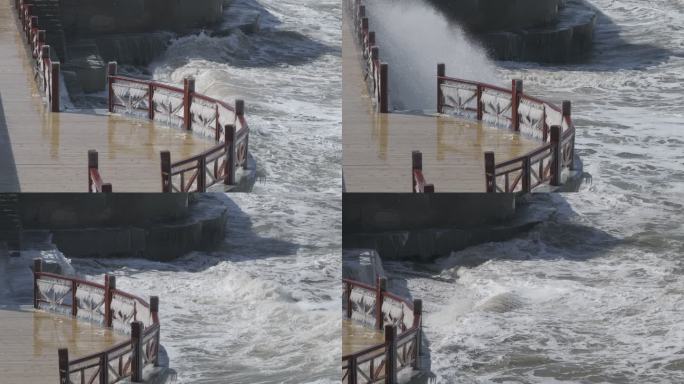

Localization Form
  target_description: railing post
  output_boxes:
[437,63,445,113]
[542,105,548,142]
[197,156,207,192]
[102,184,112,193]
[88,149,97,192]
[411,150,422,193]
[484,151,496,193]
[107,62,117,113]
[371,46,379,64]
[348,358,358,384]
[33,258,42,309]
[150,296,160,366]
[550,125,562,186]
[562,100,574,170]
[41,45,50,91]
[225,124,236,185]
[368,31,375,46]
[58,348,69,384]
[37,29,45,50]
[376,277,386,330]
[361,17,368,33]
[384,324,397,384]
[71,280,77,317]
[131,321,144,382]
[511,79,522,131]
[148,83,155,120]
[99,354,107,384]
[183,76,195,131]
[522,156,531,192]
[476,85,483,120]
[104,275,115,328]
[412,299,422,369]
[345,281,352,319]
[160,151,171,192]
[51,62,60,113]
[379,63,389,113]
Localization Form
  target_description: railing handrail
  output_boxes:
[33,259,160,384]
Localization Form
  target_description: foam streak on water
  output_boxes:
[72,0,341,382]
[377,0,684,382]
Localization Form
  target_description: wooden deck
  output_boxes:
[0,306,126,383]
[342,11,541,192]
[342,319,385,356]
[0,0,216,192]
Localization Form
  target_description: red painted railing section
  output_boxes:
[342,277,422,384]
[437,64,576,193]
[15,0,60,112]
[32,259,160,384]
[346,0,389,113]
[108,72,250,192]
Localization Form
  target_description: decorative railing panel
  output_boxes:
[32,259,160,384]
[343,277,422,383]
[439,81,478,118]
[481,87,513,129]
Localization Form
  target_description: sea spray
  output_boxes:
[363,0,499,111]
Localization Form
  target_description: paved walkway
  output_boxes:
[0,307,127,383]
[342,319,385,356]
[0,0,215,192]
[342,10,540,192]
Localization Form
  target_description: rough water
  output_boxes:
[72,0,342,382]
[366,0,684,382]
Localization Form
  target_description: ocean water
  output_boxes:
[73,0,342,382]
[366,0,684,382]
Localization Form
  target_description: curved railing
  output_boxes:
[346,0,388,113]
[32,259,160,384]
[342,277,422,383]
[15,0,60,112]
[108,69,250,193]
[437,64,576,193]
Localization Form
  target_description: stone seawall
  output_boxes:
[18,194,228,260]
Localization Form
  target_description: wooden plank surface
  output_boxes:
[342,319,385,356]
[342,10,541,192]
[0,306,127,383]
[0,0,216,192]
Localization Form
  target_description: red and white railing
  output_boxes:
[32,259,160,384]
[15,0,60,112]
[342,277,422,384]
[437,64,576,193]
[107,64,250,192]
[346,0,389,113]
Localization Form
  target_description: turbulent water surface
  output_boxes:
[367,0,684,382]
[74,0,342,382]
